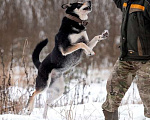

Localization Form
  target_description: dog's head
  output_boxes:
[62,1,92,20]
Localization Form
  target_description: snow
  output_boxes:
[0,104,147,120]
[0,69,149,120]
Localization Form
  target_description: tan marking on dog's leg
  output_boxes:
[59,43,82,56]
[26,89,42,114]
[59,43,94,56]
[79,43,95,55]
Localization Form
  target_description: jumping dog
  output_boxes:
[26,1,109,117]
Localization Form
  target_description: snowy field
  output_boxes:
[0,69,149,120]
[0,104,147,120]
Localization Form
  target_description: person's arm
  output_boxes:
[113,0,124,11]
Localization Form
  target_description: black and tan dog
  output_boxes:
[26,1,109,117]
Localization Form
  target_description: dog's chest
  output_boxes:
[69,31,89,44]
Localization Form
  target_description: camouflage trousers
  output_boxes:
[102,59,150,118]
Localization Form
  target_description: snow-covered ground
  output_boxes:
[0,103,147,120]
[0,69,149,120]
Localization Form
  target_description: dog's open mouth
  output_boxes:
[83,6,91,11]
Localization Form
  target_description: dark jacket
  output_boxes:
[114,0,150,61]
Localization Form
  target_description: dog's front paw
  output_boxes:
[101,30,109,39]
[97,30,109,42]
[85,49,95,56]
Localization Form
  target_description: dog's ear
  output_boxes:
[61,3,71,9]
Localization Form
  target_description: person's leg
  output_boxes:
[102,60,138,119]
[136,61,150,118]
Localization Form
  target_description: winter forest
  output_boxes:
[0,0,147,120]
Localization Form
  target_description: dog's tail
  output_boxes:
[32,39,48,69]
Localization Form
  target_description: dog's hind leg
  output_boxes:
[25,89,43,114]
[26,73,51,115]
[43,70,65,118]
